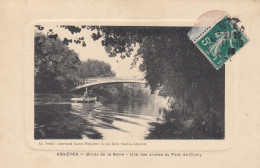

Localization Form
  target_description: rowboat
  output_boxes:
[71,97,97,103]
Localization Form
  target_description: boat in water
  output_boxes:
[71,97,97,103]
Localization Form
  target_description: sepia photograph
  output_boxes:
[2,0,260,168]
[34,25,225,140]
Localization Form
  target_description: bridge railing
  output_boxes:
[74,77,145,87]
[85,77,143,80]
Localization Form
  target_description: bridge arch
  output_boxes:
[70,77,146,92]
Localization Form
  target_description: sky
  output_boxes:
[37,25,144,78]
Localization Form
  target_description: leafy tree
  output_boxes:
[79,59,115,79]
[34,32,117,94]
[34,32,81,93]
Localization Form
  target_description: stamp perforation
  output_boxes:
[192,14,227,43]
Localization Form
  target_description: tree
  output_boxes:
[34,32,81,93]
[34,32,117,94]
[79,59,115,78]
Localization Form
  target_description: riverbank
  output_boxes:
[35,93,151,102]
[35,94,78,102]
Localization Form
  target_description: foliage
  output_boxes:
[79,59,115,79]
[34,32,81,93]
[91,83,150,101]
[34,32,116,93]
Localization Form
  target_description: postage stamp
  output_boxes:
[188,11,249,69]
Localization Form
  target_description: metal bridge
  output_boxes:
[71,77,146,91]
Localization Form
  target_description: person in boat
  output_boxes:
[83,88,95,98]
[83,88,88,98]
[88,90,95,98]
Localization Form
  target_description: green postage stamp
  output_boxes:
[188,11,249,69]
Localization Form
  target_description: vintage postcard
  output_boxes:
[1,0,259,168]
[28,22,230,151]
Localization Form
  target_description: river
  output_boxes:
[34,96,171,140]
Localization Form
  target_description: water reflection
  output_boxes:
[35,104,102,139]
[35,97,167,140]
[34,96,224,140]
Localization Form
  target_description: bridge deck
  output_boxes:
[72,77,146,91]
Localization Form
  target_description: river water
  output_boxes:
[35,97,171,140]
